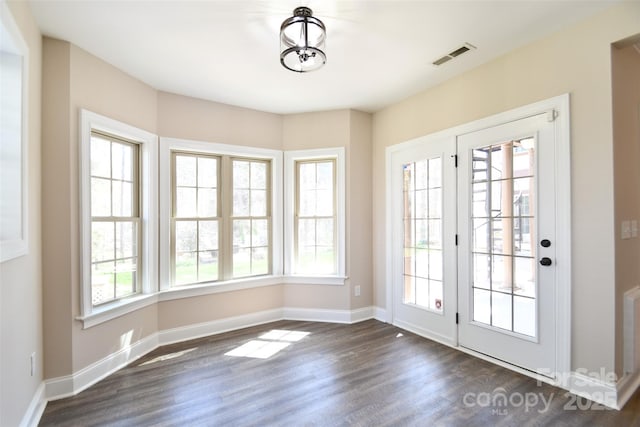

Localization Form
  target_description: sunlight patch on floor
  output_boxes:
[225,329,310,359]
[140,347,198,366]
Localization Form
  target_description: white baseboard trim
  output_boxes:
[281,306,376,324]
[46,332,159,401]
[43,305,377,405]
[394,318,456,348]
[373,306,387,322]
[350,306,375,323]
[566,371,618,409]
[158,308,283,345]
[19,382,46,427]
[616,370,640,409]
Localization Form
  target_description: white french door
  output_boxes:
[390,135,457,345]
[388,96,570,378]
[457,112,557,375]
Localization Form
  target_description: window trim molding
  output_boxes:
[159,137,283,291]
[0,2,29,262]
[284,147,346,282]
[79,110,158,326]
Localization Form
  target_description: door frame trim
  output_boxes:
[385,93,571,381]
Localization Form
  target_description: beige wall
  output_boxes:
[41,39,161,374]
[372,2,640,377]
[0,1,42,425]
[41,39,373,379]
[348,110,373,309]
[157,91,283,149]
[281,110,373,310]
[613,40,640,376]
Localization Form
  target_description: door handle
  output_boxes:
[540,257,552,266]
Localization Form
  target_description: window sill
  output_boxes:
[76,275,348,328]
[282,275,347,285]
[159,275,284,301]
[76,293,158,329]
[159,275,347,302]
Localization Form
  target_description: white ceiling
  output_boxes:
[29,0,617,114]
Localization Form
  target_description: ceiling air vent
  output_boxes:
[432,43,476,66]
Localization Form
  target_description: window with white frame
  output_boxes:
[80,110,158,326]
[295,159,336,275]
[231,158,271,278]
[172,152,220,285]
[160,138,281,291]
[285,148,345,282]
[90,132,140,305]
[170,153,271,286]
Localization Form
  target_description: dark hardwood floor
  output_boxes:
[40,320,640,426]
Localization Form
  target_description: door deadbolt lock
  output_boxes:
[540,239,551,247]
[540,257,552,266]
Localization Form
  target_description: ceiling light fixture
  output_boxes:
[280,7,326,73]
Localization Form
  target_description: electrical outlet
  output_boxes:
[355,285,361,297]
[30,352,35,376]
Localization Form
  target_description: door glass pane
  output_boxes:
[470,139,537,337]
[402,157,443,313]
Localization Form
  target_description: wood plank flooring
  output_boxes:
[40,320,640,426]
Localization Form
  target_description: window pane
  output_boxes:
[428,188,441,218]
[199,251,218,282]
[91,137,111,178]
[414,190,427,219]
[92,222,114,262]
[299,163,315,191]
[92,261,114,305]
[176,221,197,252]
[233,160,250,188]
[492,291,512,330]
[112,181,133,216]
[198,157,217,188]
[175,252,197,285]
[514,295,536,337]
[176,187,197,217]
[316,162,333,189]
[111,142,133,181]
[115,221,135,259]
[233,219,251,248]
[414,160,427,190]
[251,189,267,217]
[316,218,333,246]
[428,158,441,188]
[198,188,217,217]
[199,220,218,251]
[251,247,269,275]
[233,189,250,216]
[251,162,267,189]
[298,219,316,247]
[252,219,269,247]
[415,277,429,307]
[473,288,491,324]
[316,246,335,274]
[91,178,111,216]
[115,258,136,298]
[299,189,316,216]
[176,155,196,187]
[316,189,333,216]
[415,248,428,278]
[233,248,251,277]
